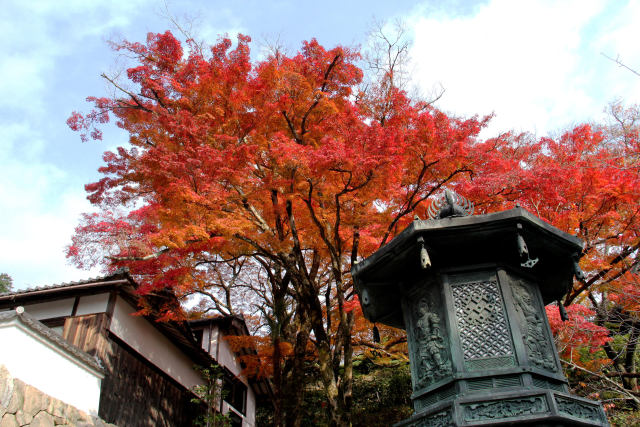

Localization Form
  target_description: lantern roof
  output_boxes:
[352,206,584,328]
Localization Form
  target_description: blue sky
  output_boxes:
[2,0,639,290]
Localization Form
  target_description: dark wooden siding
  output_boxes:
[62,313,111,360]
[63,314,203,427]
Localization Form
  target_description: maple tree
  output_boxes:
[458,106,640,412]
[66,23,640,423]
[67,29,521,425]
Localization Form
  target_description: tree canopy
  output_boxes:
[68,30,640,424]
[0,273,12,293]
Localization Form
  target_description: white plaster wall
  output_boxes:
[18,298,75,320]
[108,297,203,390]
[75,293,109,316]
[201,327,211,353]
[210,326,242,377]
[222,401,254,427]
[0,321,102,415]
[209,326,256,427]
[244,387,256,427]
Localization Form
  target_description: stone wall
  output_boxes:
[0,365,116,427]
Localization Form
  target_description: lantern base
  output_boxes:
[395,389,608,426]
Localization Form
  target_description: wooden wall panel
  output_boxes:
[62,313,111,362]
[62,314,203,427]
[98,335,203,427]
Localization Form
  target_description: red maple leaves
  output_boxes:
[68,31,640,395]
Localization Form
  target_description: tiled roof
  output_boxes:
[0,272,272,396]
[0,308,105,374]
[0,270,221,369]
[188,314,249,335]
[0,269,131,298]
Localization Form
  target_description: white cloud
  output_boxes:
[199,8,247,42]
[0,0,149,289]
[406,0,640,137]
[0,0,154,115]
[0,0,249,291]
[0,124,102,289]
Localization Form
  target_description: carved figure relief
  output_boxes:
[463,396,548,422]
[413,297,452,389]
[412,409,453,427]
[556,396,603,422]
[452,280,514,360]
[511,280,556,371]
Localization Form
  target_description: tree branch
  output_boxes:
[232,184,275,234]
[107,247,170,261]
[281,111,302,144]
[602,53,640,78]
[566,240,640,304]
[300,54,342,138]
[351,340,409,361]
[562,359,640,405]
[101,73,153,113]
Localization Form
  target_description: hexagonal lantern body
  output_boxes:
[352,207,609,426]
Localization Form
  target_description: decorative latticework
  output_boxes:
[465,356,514,370]
[452,280,514,360]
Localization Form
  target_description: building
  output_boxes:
[0,270,268,426]
[0,307,104,416]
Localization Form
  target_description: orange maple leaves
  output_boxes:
[68,31,640,390]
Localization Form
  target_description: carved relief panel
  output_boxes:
[510,278,558,371]
[462,395,548,422]
[404,284,452,391]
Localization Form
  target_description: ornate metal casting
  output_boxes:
[352,205,609,426]
[412,295,452,389]
[426,189,474,219]
[511,280,557,371]
[417,236,431,270]
[452,280,514,360]
[462,395,548,422]
[412,409,452,427]
[556,396,605,423]
[517,223,539,268]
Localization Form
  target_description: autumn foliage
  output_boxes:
[68,29,640,423]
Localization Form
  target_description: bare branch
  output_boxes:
[107,247,169,261]
[562,359,640,405]
[101,73,153,113]
[602,52,640,78]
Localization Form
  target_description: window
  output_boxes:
[40,317,66,336]
[229,411,242,427]
[192,328,204,348]
[223,375,247,415]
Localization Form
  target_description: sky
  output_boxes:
[1,0,639,291]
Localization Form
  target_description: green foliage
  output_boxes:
[0,273,12,293]
[255,403,276,426]
[300,384,330,426]
[351,363,413,426]
[289,361,413,426]
[609,410,640,426]
[191,364,231,427]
